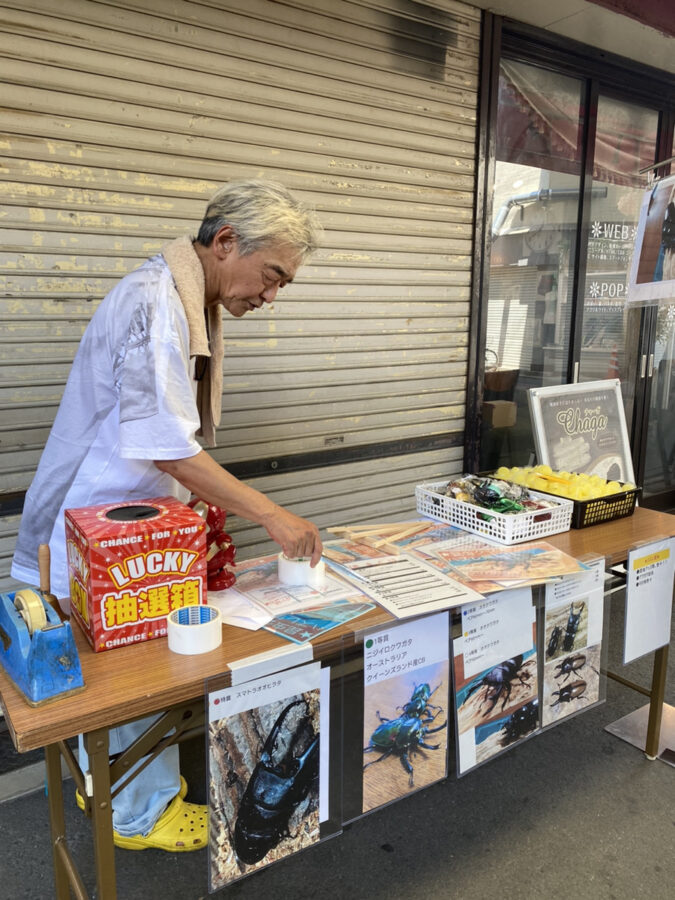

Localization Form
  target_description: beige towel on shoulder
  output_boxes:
[160,235,223,447]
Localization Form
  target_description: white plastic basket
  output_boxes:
[415,480,574,545]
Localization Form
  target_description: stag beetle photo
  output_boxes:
[546,624,562,658]
[464,655,532,716]
[399,682,442,718]
[499,698,539,746]
[234,698,319,865]
[363,683,446,787]
[562,601,585,652]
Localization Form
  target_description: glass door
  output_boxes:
[578,96,659,439]
[480,60,585,471]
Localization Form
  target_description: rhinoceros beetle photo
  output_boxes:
[554,653,587,683]
[363,682,446,787]
[233,698,319,865]
[551,679,587,707]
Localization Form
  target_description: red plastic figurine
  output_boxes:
[189,498,236,591]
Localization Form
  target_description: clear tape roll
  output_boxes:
[277,553,326,589]
[14,589,48,635]
[167,605,222,655]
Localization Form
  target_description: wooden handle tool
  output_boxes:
[38,543,65,620]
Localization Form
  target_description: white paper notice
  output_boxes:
[460,587,535,680]
[363,611,450,687]
[208,661,321,719]
[545,557,605,647]
[545,557,604,606]
[346,554,483,619]
[624,538,675,664]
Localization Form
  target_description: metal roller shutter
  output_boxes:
[0,0,480,584]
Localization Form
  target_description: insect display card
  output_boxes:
[542,558,605,727]
[207,662,328,890]
[624,537,675,663]
[361,612,450,813]
[453,588,538,775]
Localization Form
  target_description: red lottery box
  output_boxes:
[65,497,207,653]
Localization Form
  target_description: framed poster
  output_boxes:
[208,662,327,891]
[362,612,450,812]
[627,175,675,305]
[453,588,539,775]
[542,558,606,727]
[528,379,635,483]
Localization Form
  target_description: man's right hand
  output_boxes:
[154,451,323,565]
[260,506,323,567]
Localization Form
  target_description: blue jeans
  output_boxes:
[78,715,180,837]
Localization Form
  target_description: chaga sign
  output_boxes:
[528,379,634,483]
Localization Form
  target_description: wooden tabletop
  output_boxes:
[0,594,392,752]
[1,506,673,753]
[542,505,675,566]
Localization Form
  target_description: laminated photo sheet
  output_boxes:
[422,530,526,594]
[207,662,329,890]
[210,554,363,629]
[542,557,606,727]
[440,542,587,588]
[362,612,450,813]
[426,532,588,594]
[453,588,539,775]
[327,528,513,594]
[264,598,376,644]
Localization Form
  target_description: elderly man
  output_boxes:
[11,180,323,851]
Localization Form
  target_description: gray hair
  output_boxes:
[196,179,322,261]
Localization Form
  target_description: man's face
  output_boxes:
[205,230,300,318]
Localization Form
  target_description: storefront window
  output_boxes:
[579,97,659,429]
[481,61,584,470]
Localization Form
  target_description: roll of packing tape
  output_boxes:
[14,589,48,635]
[277,553,326,589]
[167,605,222,655]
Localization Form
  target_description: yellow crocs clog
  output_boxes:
[113,793,207,852]
[75,776,205,851]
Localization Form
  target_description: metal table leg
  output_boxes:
[84,728,117,899]
[645,643,670,759]
[44,743,71,900]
